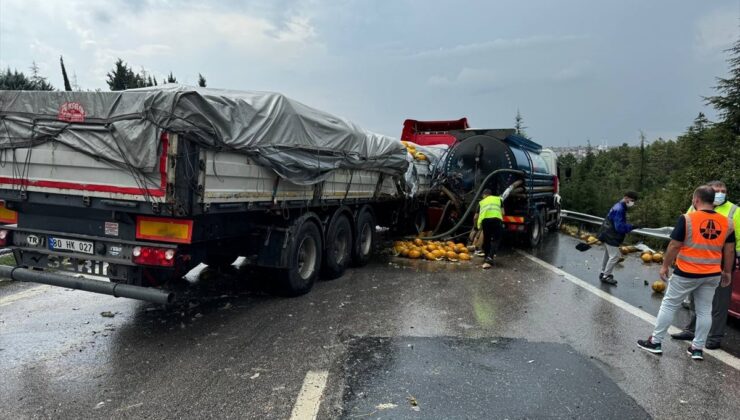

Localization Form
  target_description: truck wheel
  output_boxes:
[322,213,353,280]
[278,220,322,296]
[527,210,545,247]
[352,207,376,267]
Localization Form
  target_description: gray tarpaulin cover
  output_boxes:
[0,85,408,185]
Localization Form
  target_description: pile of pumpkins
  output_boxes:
[400,141,427,161]
[393,239,472,262]
[620,245,664,263]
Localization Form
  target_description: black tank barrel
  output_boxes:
[0,265,174,304]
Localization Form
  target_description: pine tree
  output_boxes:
[60,56,72,91]
[106,58,138,91]
[706,37,740,133]
[197,73,207,87]
[166,72,177,84]
[28,61,54,90]
[514,109,527,136]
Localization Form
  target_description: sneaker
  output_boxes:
[474,250,485,257]
[601,274,617,285]
[637,337,662,354]
[670,331,694,341]
[687,346,703,360]
[598,273,604,281]
[681,298,691,309]
[481,262,492,269]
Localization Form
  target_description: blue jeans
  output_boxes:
[651,273,720,350]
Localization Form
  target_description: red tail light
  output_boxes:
[0,229,10,247]
[132,246,176,267]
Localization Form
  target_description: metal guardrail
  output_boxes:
[561,209,673,241]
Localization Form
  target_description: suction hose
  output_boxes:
[407,169,526,240]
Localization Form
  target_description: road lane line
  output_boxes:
[517,250,740,371]
[289,370,329,420]
[0,285,51,307]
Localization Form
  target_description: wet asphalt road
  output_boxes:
[1,233,740,419]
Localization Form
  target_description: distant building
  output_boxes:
[550,144,610,159]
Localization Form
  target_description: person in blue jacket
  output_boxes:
[597,191,640,285]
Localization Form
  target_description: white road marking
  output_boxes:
[0,285,51,307]
[517,250,740,371]
[289,370,329,420]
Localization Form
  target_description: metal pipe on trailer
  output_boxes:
[0,265,175,305]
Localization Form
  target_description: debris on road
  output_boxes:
[100,311,115,318]
[376,403,398,410]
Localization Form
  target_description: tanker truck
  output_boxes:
[401,119,561,247]
[0,86,433,302]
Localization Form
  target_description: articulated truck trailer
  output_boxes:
[0,86,432,302]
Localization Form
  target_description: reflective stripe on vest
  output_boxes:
[675,211,729,274]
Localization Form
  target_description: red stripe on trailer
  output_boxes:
[0,134,169,197]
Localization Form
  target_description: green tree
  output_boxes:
[0,65,54,90]
[106,58,138,91]
[60,56,72,91]
[514,109,526,136]
[166,72,177,84]
[29,62,54,90]
[198,73,207,87]
[706,37,740,133]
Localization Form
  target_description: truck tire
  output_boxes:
[278,220,322,296]
[527,209,545,247]
[322,213,353,280]
[352,207,376,267]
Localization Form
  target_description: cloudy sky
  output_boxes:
[0,0,738,146]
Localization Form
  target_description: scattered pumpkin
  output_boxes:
[652,280,667,293]
[652,253,664,263]
[408,249,421,259]
[641,252,653,263]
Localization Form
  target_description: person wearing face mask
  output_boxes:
[671,180,740,349]
[597,191,641,285]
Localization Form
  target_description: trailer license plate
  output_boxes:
[48,237,94,255]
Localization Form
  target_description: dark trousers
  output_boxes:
[481,218,504,261]
[682,256,737,343]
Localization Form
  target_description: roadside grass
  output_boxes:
[0,253,17,266]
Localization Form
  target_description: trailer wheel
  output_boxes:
[278,220,322,296]
[322,213,353,280]
[527,209,545,247]
[352,207,376,267]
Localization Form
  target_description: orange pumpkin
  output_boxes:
[459,253,471,261]
[408,249,421,259]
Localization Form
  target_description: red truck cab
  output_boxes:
[401,118,469,146]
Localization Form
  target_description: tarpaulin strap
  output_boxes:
[271,177,280,205]
[373,174,385,199]
[343,172,354,202]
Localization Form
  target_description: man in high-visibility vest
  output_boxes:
[671,180,740,349]
[638,186,735,360]
[477,189,504,269]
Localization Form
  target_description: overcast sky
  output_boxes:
[1,0,738,147]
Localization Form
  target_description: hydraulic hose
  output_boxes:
[407,168,526,240]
